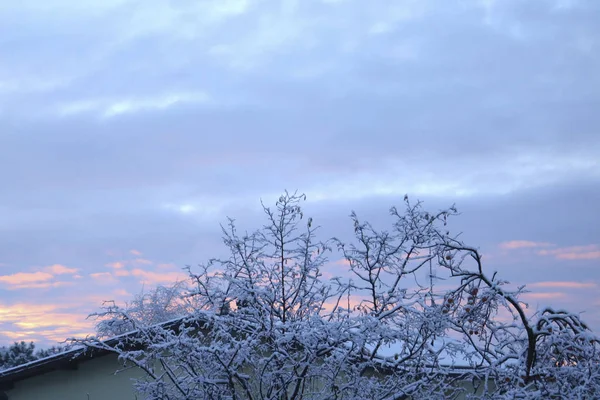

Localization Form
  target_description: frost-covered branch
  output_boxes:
[73,193,600,399]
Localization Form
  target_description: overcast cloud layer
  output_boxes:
[0,0,599,346]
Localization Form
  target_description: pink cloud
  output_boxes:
[0,271,53,285]
[112,288,131,297]
[43,264,78,274]
[10,281,74,289]
[321,258,352,279]
[130,249,142,256]
[537,244,600,260]
[14,312,86,329]
[0,268,79,289]
[522,292,567,300]
[529,281,597,289]
[89,272,116,282]
[130,269,182,285]
[106,261,125,269]
[499,240,554,250]
[0,303,58,317]
[0,302,93,344]
[322,294,367,312]
[500,242,600,260]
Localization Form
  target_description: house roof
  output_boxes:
[0,345,107,391]
[0,315,485,394]
[0,316,188,392]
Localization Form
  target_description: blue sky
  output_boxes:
[0,0,599,346]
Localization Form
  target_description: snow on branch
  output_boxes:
[72,192,600,399]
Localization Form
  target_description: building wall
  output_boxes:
[455,378,497,399]
[6,354,144,400]
[5,353,495,400]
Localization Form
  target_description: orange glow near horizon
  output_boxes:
[1,243,598,347]
[0,302,94,345]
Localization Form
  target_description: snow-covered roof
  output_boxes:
[0,316,189,390]
[0,314,487,392]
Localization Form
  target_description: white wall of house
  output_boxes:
[6,354,144,400]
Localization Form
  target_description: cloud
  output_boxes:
[57,91,211,118]
[130,269,183,285]
[106,261,126,269]
[10,282,74,290]
[522,292,567,300]
[0,272,53,285]
[0,0,599,344]
[537,245,600,260]
[113,288,131,297]
[89,272,116,281]
[0,266,78,289]
[322,258,352,279]
[0,302,93,345]
[116,0,252,44]
[497,241,600,262]
[43,264,79,274]
[0,303,58,318]
[529,281,597,289]
[322,294,367,313]
[105,257,152,268]
[499,240,554,250]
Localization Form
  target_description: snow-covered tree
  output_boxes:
[0,341,36,370]
[0,341,69,371]
[75,192,600,399]
[34,344,71,359]
[94,281,194,338]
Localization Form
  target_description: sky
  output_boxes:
[0,0,598,347]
